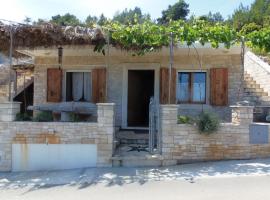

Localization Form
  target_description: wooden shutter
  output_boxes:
[47,68,62,102]
[92,68,107,103]
[160,67,176,104]
[210,68,228,106]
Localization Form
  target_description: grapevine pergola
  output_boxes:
[0,19,269,102]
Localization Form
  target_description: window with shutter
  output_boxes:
[92,68,107,103]
[66,72,92,102]
[47,68,62,102]
[210,68,228,106]
[159,67,176,104]
[176,72,206,104]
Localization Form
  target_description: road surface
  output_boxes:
[1,159,270,200]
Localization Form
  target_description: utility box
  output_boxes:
[249,124,269,144]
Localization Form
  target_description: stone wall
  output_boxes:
[0,102,21,122]
[33,47,243,126]
[160,105,270,165]
[0,103,115,172]
[245,51,270,96]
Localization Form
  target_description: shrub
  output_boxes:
[240,23,261,35]
[178,115,193,124]
[196,112,220,134]
[33,111,53,122]
[69,113,81,122]
[15,113,32,121]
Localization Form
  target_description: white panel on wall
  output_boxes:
[12,144,97,172]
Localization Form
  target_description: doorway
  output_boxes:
[127,70,155,127]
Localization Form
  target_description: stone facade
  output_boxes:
[0,102,21,122]
[160,105,270,165]
[32,46,243,125]
[245,51,270,96]
[0,103,115,171]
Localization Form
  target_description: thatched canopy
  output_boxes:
[0,22,105,56]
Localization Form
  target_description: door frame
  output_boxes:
[121,63,160,129]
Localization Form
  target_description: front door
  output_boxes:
[127,70,155,127]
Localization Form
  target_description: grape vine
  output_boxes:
[94,20,270,55]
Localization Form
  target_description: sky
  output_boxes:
[0,0,255,23]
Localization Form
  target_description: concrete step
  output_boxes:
[259,96,270,102]
[116,130,149,145]
[112,156,163,167]
[112,145,162,167]
[244,84,261,89]
[244,88,264,93]
[244,91,268,96]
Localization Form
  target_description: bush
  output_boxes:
[69,113,81,122]
[15,113,32,121]
[240,23,261,35]
[178,115,194,124]
[196,112,220,134]
[33,111,53,122]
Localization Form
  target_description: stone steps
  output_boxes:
[243,71,270,105]
[112,144,162,167]
[116,130,149,145]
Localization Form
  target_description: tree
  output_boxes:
[157,0,189,24]
[249,0,270,26]
[198,12,224,23]
[230,0,270,29]
[231,3,251,30]
[98,14,108,26]
[113,7,151,24]
[23,16,32,24]
[85,15,98,26]
[33,18,46,25]
[50,13,81,26]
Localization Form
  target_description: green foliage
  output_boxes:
[50,13,81,26]
[198,12,224,23]
[178,115,194,124]
[247,28,270,53]
[98,14,109,26]
[157,0,189,24]
[113,7,151,25]
[249,0,270,26]
[240,23,261,35]
[33,111,53,122]
[231,3,251,30]
[15,113,32,121]
[231,0,270,30]
[99,20,238,55]
[69,113,81,122]
[196,112,220,134]
[85,15,98,27]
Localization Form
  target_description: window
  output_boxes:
[177,72,206,103]
[66,72,92,102]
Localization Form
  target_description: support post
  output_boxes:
[169,32,174,104]
[231,106,254,125]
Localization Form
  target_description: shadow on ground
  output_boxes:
[1,158,270,193]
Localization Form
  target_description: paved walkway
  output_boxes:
[1,158,270,199]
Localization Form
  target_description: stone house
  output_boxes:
[2,41,270,171]
[18,44,243,126]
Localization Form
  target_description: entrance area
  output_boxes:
[127,70,155,127]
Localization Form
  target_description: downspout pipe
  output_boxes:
[169,32,174,104]
[8,26,13,102]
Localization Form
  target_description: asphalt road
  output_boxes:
[1,159,270,200]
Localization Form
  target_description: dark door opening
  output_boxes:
[127,70,155,127]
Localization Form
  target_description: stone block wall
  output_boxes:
[245,51,270,96]
[0,103,115,172]
[160,105,270,165]
[0,102,21,122]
